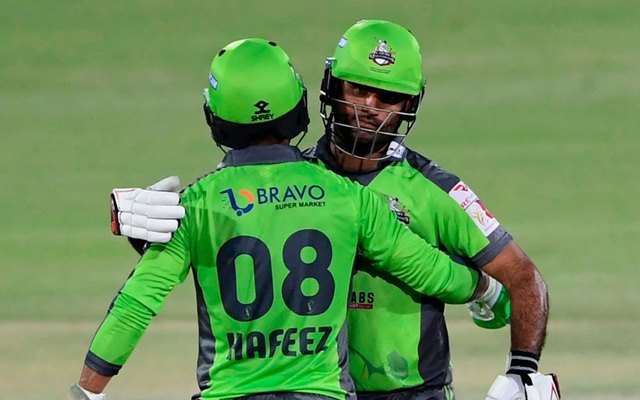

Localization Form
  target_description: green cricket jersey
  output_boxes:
[305,137,513,395]
[85,145,482,400]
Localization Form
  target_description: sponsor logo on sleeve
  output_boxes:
[448,181,499,236]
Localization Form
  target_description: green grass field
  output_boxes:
[1,1,639,399]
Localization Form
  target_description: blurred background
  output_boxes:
[1,1,639,399]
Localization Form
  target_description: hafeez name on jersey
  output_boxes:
[226,325,332,360]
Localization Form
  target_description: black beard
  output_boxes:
[331,125,393,157]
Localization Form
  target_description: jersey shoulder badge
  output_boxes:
[385,195,410,225]
[448,181,499,236]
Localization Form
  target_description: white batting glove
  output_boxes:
[486,373,560,400]
[487,351,560,400]
[69,383,106,400]
[110,176,185,243]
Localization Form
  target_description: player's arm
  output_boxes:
[437,181,552,396]
[356,186,501,305]
[110,176,185,254]
[73,196,192,397]
[440,181,552,390]
[69,368,110,399]
[481,241,549,368]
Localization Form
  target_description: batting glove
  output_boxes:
[486,351,561,400]
[486,372,561,400]
[110,176,185,243]
[69,383,106,400]
[467,275,511,329]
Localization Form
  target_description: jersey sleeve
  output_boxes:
[85,193,193,376]
[438,180,512,265]
[355,185,480,304]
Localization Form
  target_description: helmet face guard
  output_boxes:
[319,20,426,160]
[203,39,310,150]
[320,61,423,160]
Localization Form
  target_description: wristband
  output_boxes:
[506,350,539,375]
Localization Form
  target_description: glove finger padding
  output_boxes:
[119,212,179,232]
[130,199,185,219]
[134,190,183,208]
[112,189,184,213]
[120,224,173,243]
[110,176,185,243]
[147,175,180,192]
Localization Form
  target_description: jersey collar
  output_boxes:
[220,144,306,167]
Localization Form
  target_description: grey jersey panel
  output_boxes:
[193,268,216,391]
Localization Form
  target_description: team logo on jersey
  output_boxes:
[369,39,395,66]
[252,100,274,122]
[221,184,327,215]
[386,196,410,225]
[448,181,499,236]
[220,188,255,216]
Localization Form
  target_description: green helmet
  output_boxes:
[203,38,309,149]
[320,20,426,160]
[332,19,425,95]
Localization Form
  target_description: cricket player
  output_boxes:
[313,20,558,400]
[109,21,560,400]
[71,38,509,400]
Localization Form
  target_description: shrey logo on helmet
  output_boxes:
[252,100,274,122]
[368,39,396,66]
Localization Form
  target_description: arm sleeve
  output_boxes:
[356,186,480,304]
[86,203,192,375]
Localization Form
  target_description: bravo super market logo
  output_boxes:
[220,188,255,216]
[220,184,326,216]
